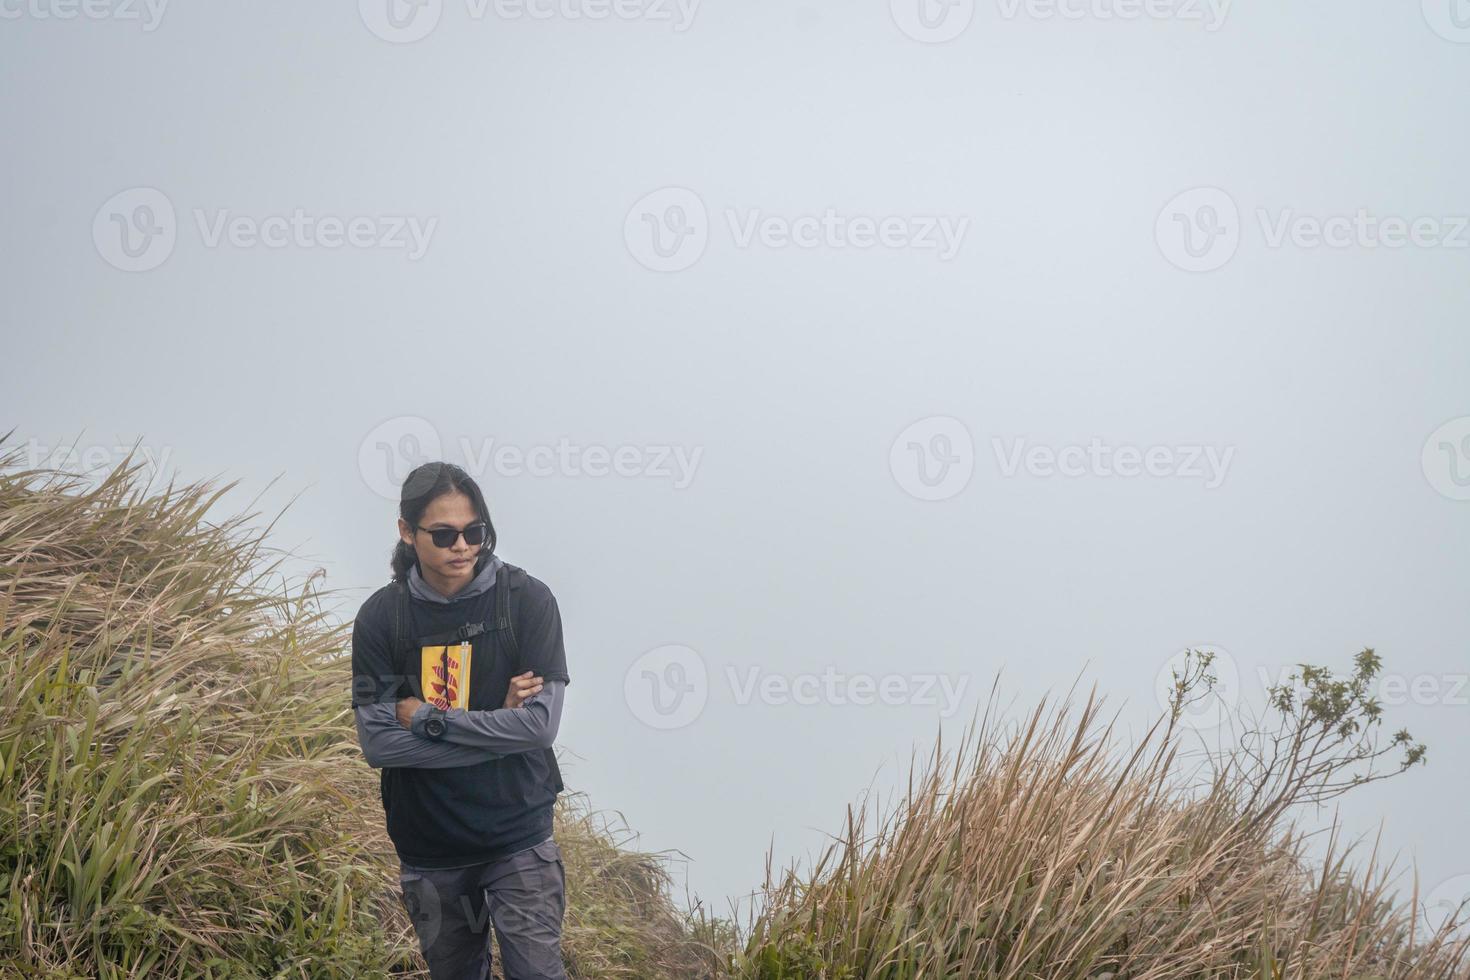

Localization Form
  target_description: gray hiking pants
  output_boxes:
[396,836,567,980]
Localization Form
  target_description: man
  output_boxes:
[351,464,570,979]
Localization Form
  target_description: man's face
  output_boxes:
[399,491,484,585]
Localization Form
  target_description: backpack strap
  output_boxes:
[494,561,520,644]
[495,561,565,794]
[393,580,412,696]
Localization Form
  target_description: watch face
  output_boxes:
[426,719,445,737]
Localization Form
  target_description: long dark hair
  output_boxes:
[391,461,498,584]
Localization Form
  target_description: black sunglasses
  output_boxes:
[414,521,489,550]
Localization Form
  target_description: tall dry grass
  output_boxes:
[0,432,725,979]
[6,429,1462,979]
[734,662,1469,979]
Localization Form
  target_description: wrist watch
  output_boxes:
[423,705,448,740]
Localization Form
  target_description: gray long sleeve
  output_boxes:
[410,679,565,753]
[354,700,506,769]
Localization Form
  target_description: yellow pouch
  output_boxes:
[421,641,473,710]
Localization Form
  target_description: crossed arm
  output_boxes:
[355,700,505,768]
[354,673,565,769]
[405,680,565,752]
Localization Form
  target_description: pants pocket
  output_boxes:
[486,841,567,979]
